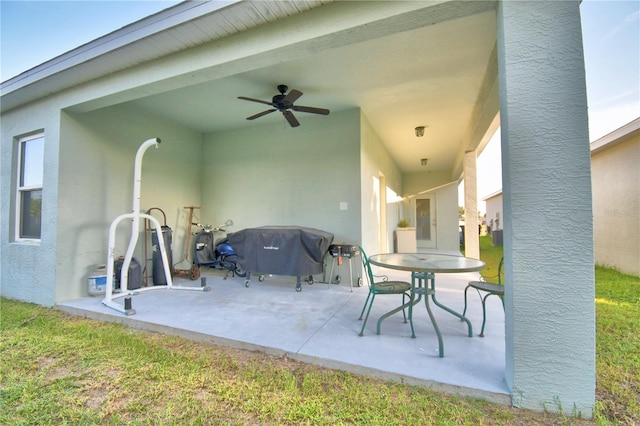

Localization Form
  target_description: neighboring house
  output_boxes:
[591,118,640,277]
[483,189,503,245]
[0,1,595,416]
[484,190,503,232]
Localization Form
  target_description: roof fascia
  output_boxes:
[590,117,640,155]
[1,1,239,97]
[482,189,503,201]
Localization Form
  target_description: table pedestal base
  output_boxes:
[408,272,473,358]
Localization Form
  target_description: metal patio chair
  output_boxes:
[358,246,413,336]
[463,257,505,337]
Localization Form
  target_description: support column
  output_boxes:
[497,0,594,416]
[463,151,480,259]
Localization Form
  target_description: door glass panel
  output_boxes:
[416,198,431,240]
[415,196,436,249]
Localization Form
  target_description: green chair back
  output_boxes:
[358,246,377,290]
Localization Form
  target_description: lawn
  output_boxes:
[1,238,638,425]
[465,234,504,281]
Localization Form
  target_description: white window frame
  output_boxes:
[15,132,44,242]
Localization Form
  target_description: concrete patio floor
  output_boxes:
[58,264,510,405]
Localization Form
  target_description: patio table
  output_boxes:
[368,252,485,357]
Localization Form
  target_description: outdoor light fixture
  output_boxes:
[421,158,428,166]
[415,126,426,137]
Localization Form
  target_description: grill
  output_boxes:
[227,226,334,291]
[326,244,362,291]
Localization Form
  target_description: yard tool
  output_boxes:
[172,206,201,280]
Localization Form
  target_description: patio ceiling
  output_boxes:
[125,2,498,175]
[2,1,498,176]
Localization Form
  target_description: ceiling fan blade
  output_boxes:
[283,110,300,127]
[283,89,303,104]
[292,105,330,115]
[246,109,276,120]
[238,96,274,106]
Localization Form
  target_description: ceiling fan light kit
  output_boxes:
[238,84,330,128]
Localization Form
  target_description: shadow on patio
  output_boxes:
[58,266,510,405]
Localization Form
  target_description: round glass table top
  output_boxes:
[368,253,485,273]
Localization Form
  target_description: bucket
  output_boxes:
[88,264,107,296]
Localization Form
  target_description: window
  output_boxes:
[16,133,44,240]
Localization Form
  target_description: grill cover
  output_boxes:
[227,226,334,276]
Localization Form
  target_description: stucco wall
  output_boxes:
[591,136,640,276]
[1,102,401,304]
[498,0,594,415]
[403,170,453,197]
[0,99,61,306]
[360,112,403,254]
[401,173,462,251]
[202,108,362,244]
[55,105,203,301]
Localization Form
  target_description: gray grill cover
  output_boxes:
[227,226,334,276]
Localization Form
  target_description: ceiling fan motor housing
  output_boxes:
[273,95,291,110]
[273,85,291,110]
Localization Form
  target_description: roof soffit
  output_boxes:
[0,0,331,111]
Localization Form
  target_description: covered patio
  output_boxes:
[58,266,509,404]
[2,0,595,414]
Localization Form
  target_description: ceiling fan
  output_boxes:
[238,84,330,128]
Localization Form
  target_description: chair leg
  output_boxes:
[359,294,376,336]
[480,293,497,337]
[462,285,471,317]
[479,293,489,337]
[478,292,505,337]
[358,292,372,320]
[401,293,408,323]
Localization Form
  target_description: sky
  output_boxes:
[474,0,640,210]
[0,0,183,81]
[1,0,639,211]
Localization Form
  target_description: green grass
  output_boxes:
[477,236,504,281]
[468,237,640,424]
[1,240,638,424]
[463,235,504,281]
[0,298,591,425]
[593,266,640,425]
